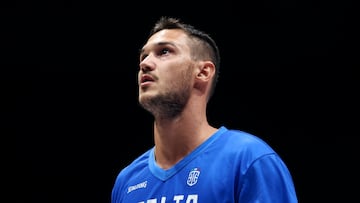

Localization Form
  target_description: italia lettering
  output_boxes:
[138,194,198,203]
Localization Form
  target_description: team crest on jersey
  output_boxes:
[187,168,200,186]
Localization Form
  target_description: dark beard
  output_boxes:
[139,64,194,119]
[139,89,190,119]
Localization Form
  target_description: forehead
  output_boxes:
[142,29,190,50]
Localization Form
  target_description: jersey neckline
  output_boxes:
[148,126,228,181]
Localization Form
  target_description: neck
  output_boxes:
[152,113,217,169]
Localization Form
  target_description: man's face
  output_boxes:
[138,29,196,118]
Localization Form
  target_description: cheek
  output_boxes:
[158,73,180,92]
[161,60,193,85]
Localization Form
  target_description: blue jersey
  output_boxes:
[111,126,298,203]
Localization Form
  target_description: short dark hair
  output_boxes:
[148,16,221,100]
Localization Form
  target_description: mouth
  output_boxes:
[140,74,155,85]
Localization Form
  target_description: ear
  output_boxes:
[196,61,215,82]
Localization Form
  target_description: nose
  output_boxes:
[139,55,154,73]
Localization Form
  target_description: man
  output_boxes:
[111,16,298,203]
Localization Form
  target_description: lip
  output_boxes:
[140,74,155,86]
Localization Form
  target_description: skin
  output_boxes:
[138,29,218,169]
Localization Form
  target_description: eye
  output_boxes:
[159,48,170,56]
[140,54,148,62]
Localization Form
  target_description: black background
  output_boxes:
[3,0,358,202]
